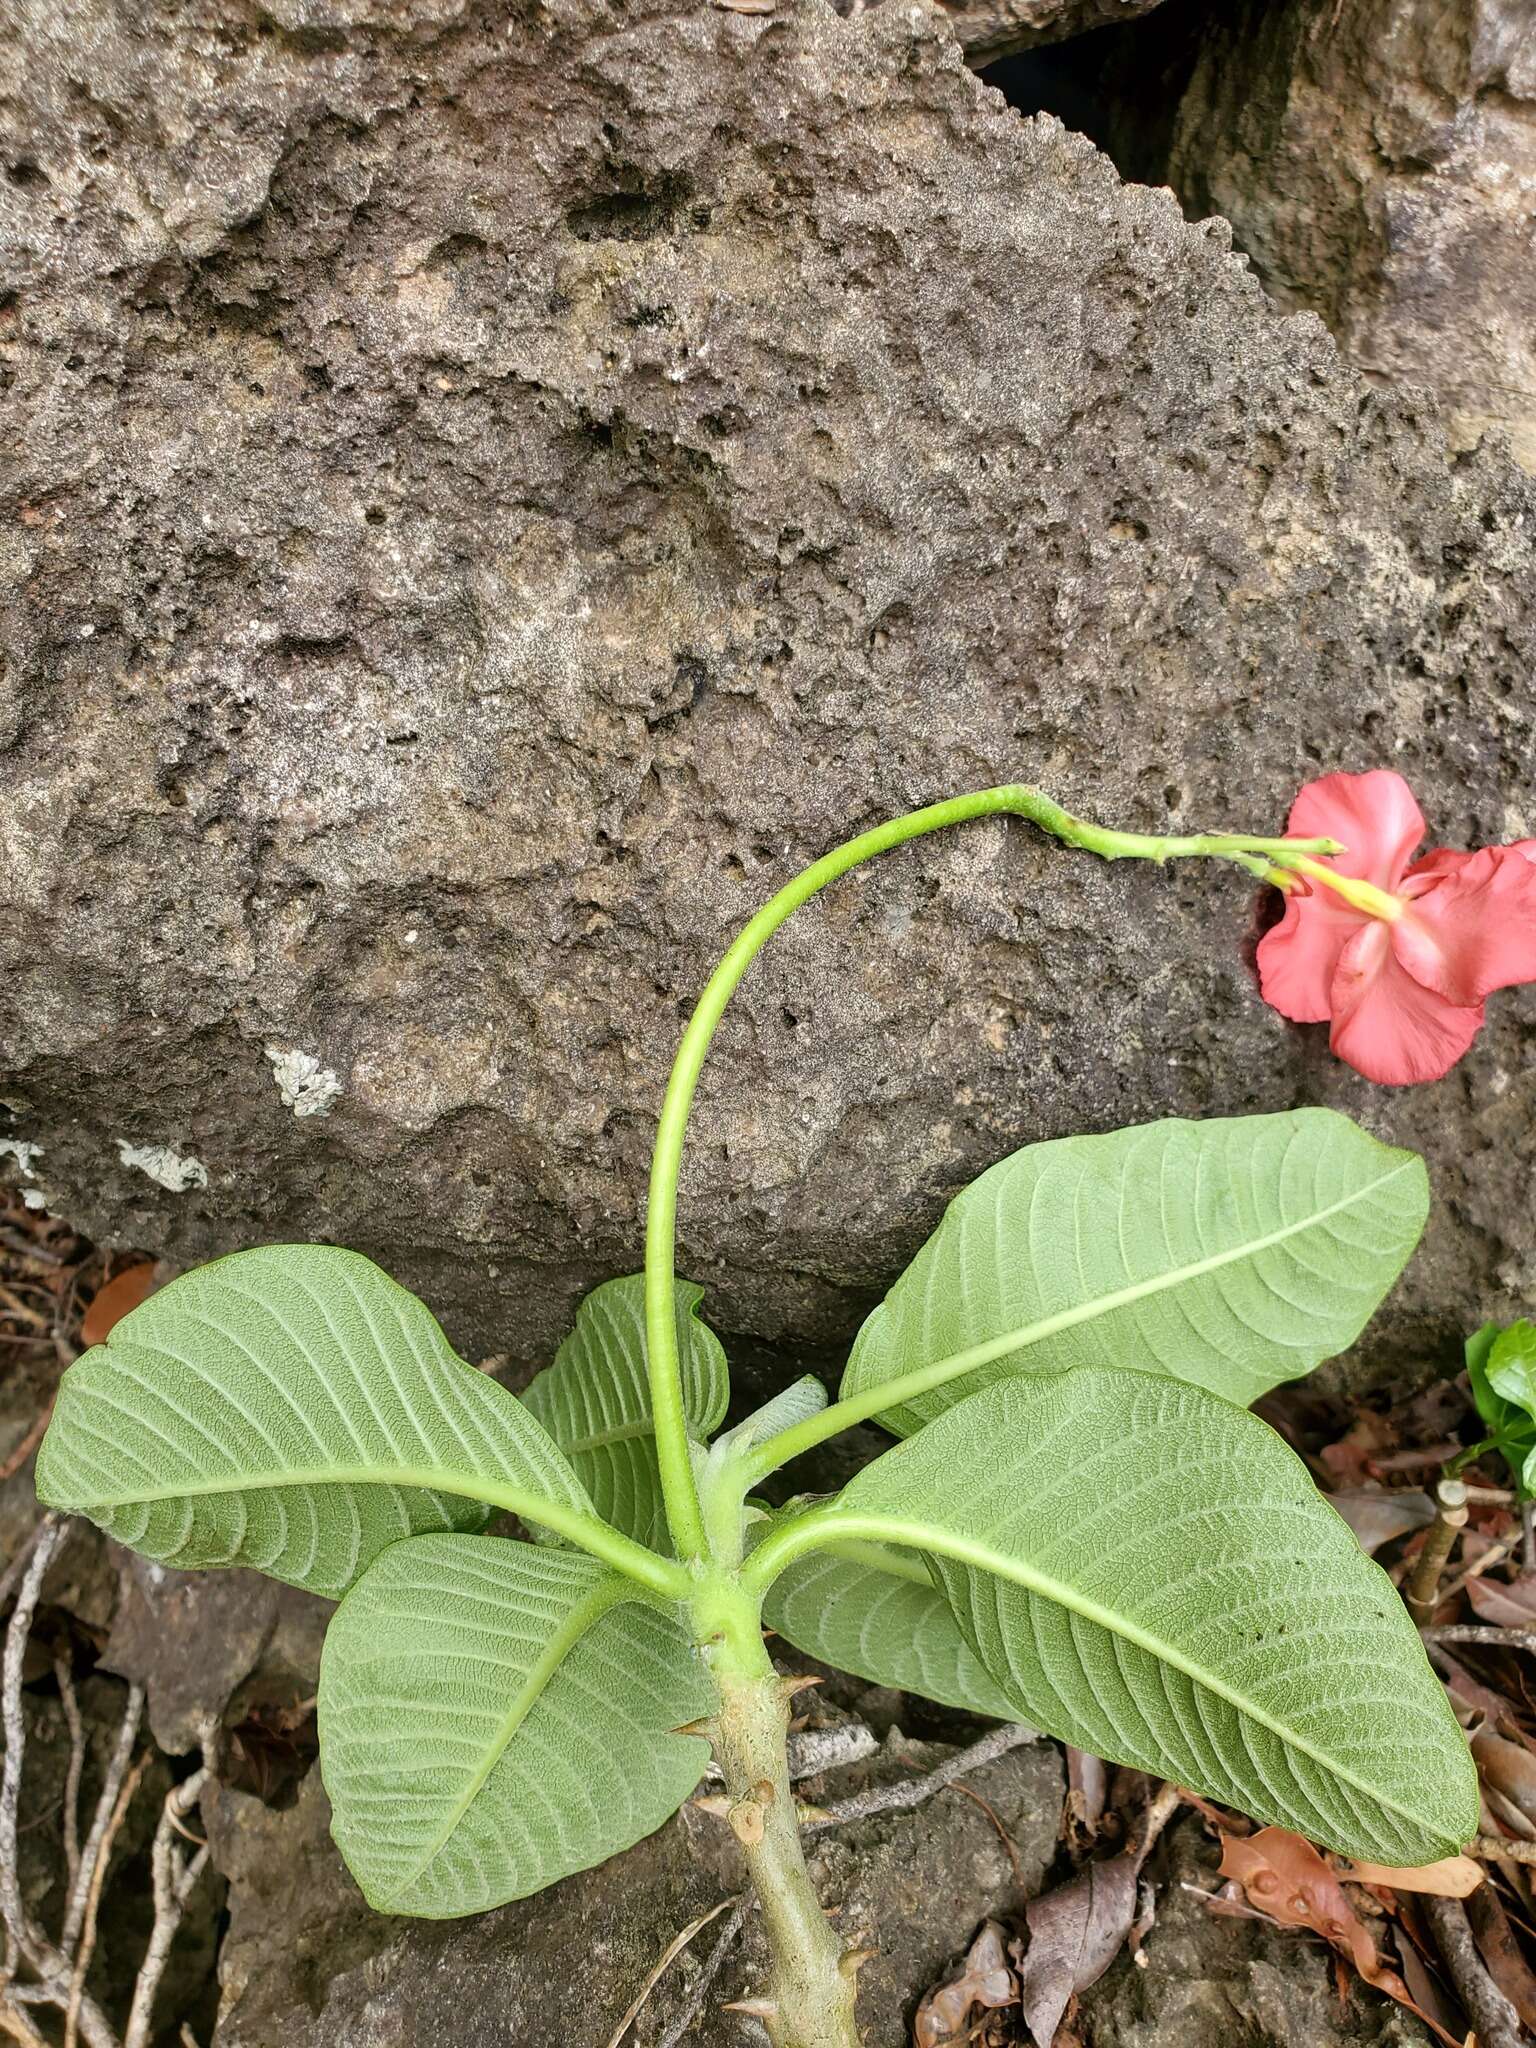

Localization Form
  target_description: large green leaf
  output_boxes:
[319,1534,710,1916]
[521,1275,729,1551]
[841,1110,1427,1432]
[813,1367,1477,1863]
[763,1541,1023,1719]
[36,1246,592,1598]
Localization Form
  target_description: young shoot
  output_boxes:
[36,784,1478,2048]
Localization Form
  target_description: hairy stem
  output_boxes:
[643,785,1333,1560]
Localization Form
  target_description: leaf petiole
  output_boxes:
[643,785,1337,1563]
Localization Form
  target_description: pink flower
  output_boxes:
[1257,770,1536,1085]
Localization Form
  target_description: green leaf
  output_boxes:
[841,1109,1427,1432]
[319,1534,710,1916]
[1467,1321,1536,1500]
[1486,1320,1536,1414]
[36,1246,592,1598]
[817,1367,1477,1863]
[763,1541,1023,1719]
[521,1275,728,1551]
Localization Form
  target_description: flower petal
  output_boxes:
[1256,888,1363,1024]
[1393,845,1536,1005]
[1285,771,1427,890]
[1329,920,1484,1086]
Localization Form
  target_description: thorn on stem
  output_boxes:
[839,1945,877,1979]
[723,1997,778,2019]
[774,1673,823,1705]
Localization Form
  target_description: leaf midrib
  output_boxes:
[853,1157,1420,1419]
[821,1509,1447,1844]
[375,1573,628,1907]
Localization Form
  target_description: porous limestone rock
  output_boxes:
[1058,0,1536,470]
[845,0,1171,68]
[3,0,1535,1383]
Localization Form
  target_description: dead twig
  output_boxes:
[0,1523,50,1624]
[61,1684,144,1958]
[1425,1895,1523,2048]
[1,1520,68,1967]
[803,1721,1040,1835]
[605,1894,745,2048]
[53,1655,84,1898]
[64,1752,149,2048]
[0,1409,54,1488]
[655,1896,751,2048]
[1421,1624,1536,1656]
[122,1724,217,2048]
[0,1231,62,1268]
[1473,1835,1536,1866]
[0,1522,117,2048]
[946,1780,1024,1891]
[1404,1480,1468,1626]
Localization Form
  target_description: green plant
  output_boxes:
[36,787,1478,2048]
[1459,1319,1536,1496]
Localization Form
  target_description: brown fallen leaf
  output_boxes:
[80,1260,158,1346]
[1468,1573,1536,1628]
[913,1921,1016,2048]
[1328,1487,1436,1556]
[1389,1921,1464,2039]
[1467,1883,1536,2030]
[1441,1653,1529,1734]
[1338,1854,1483,1898]
[1218,1828,1462,2047]
[1471,1722,1536,1827]
[1017,1855,1139,2048]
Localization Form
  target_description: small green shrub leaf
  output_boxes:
[522,1275,728,1550]
[320,1534,710,1916]
[1467,1319,1536,1497]
[820,1367,1477,1864]
[763,1541,1023,1719]
[36,1245,591,1597]
[841,1109,1428,1431]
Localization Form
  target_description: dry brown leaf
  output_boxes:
[1328,1488,1436,1556]
[80,1261,158,1347]
[1338,1855,1483,1898]
[1467,1883,1536,2030]
[913,1921,1016,2048]
[1468,1574,1536,1628]
[1471,1723,1536,1826]
[1388,1922,1464,2039]
[1218,1828,1463,2047]
[1018,1855,1139,2048]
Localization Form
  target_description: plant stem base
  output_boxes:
[711,1670,862,2048]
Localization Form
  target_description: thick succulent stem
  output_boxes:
[710,1660,861,2048]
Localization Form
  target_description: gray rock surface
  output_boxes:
[204,1761,1432,2048]
[1068,0,1536,471]
[3,0,1536,1387]
[846,0,1171,68]
[206,1728,1065,2046]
